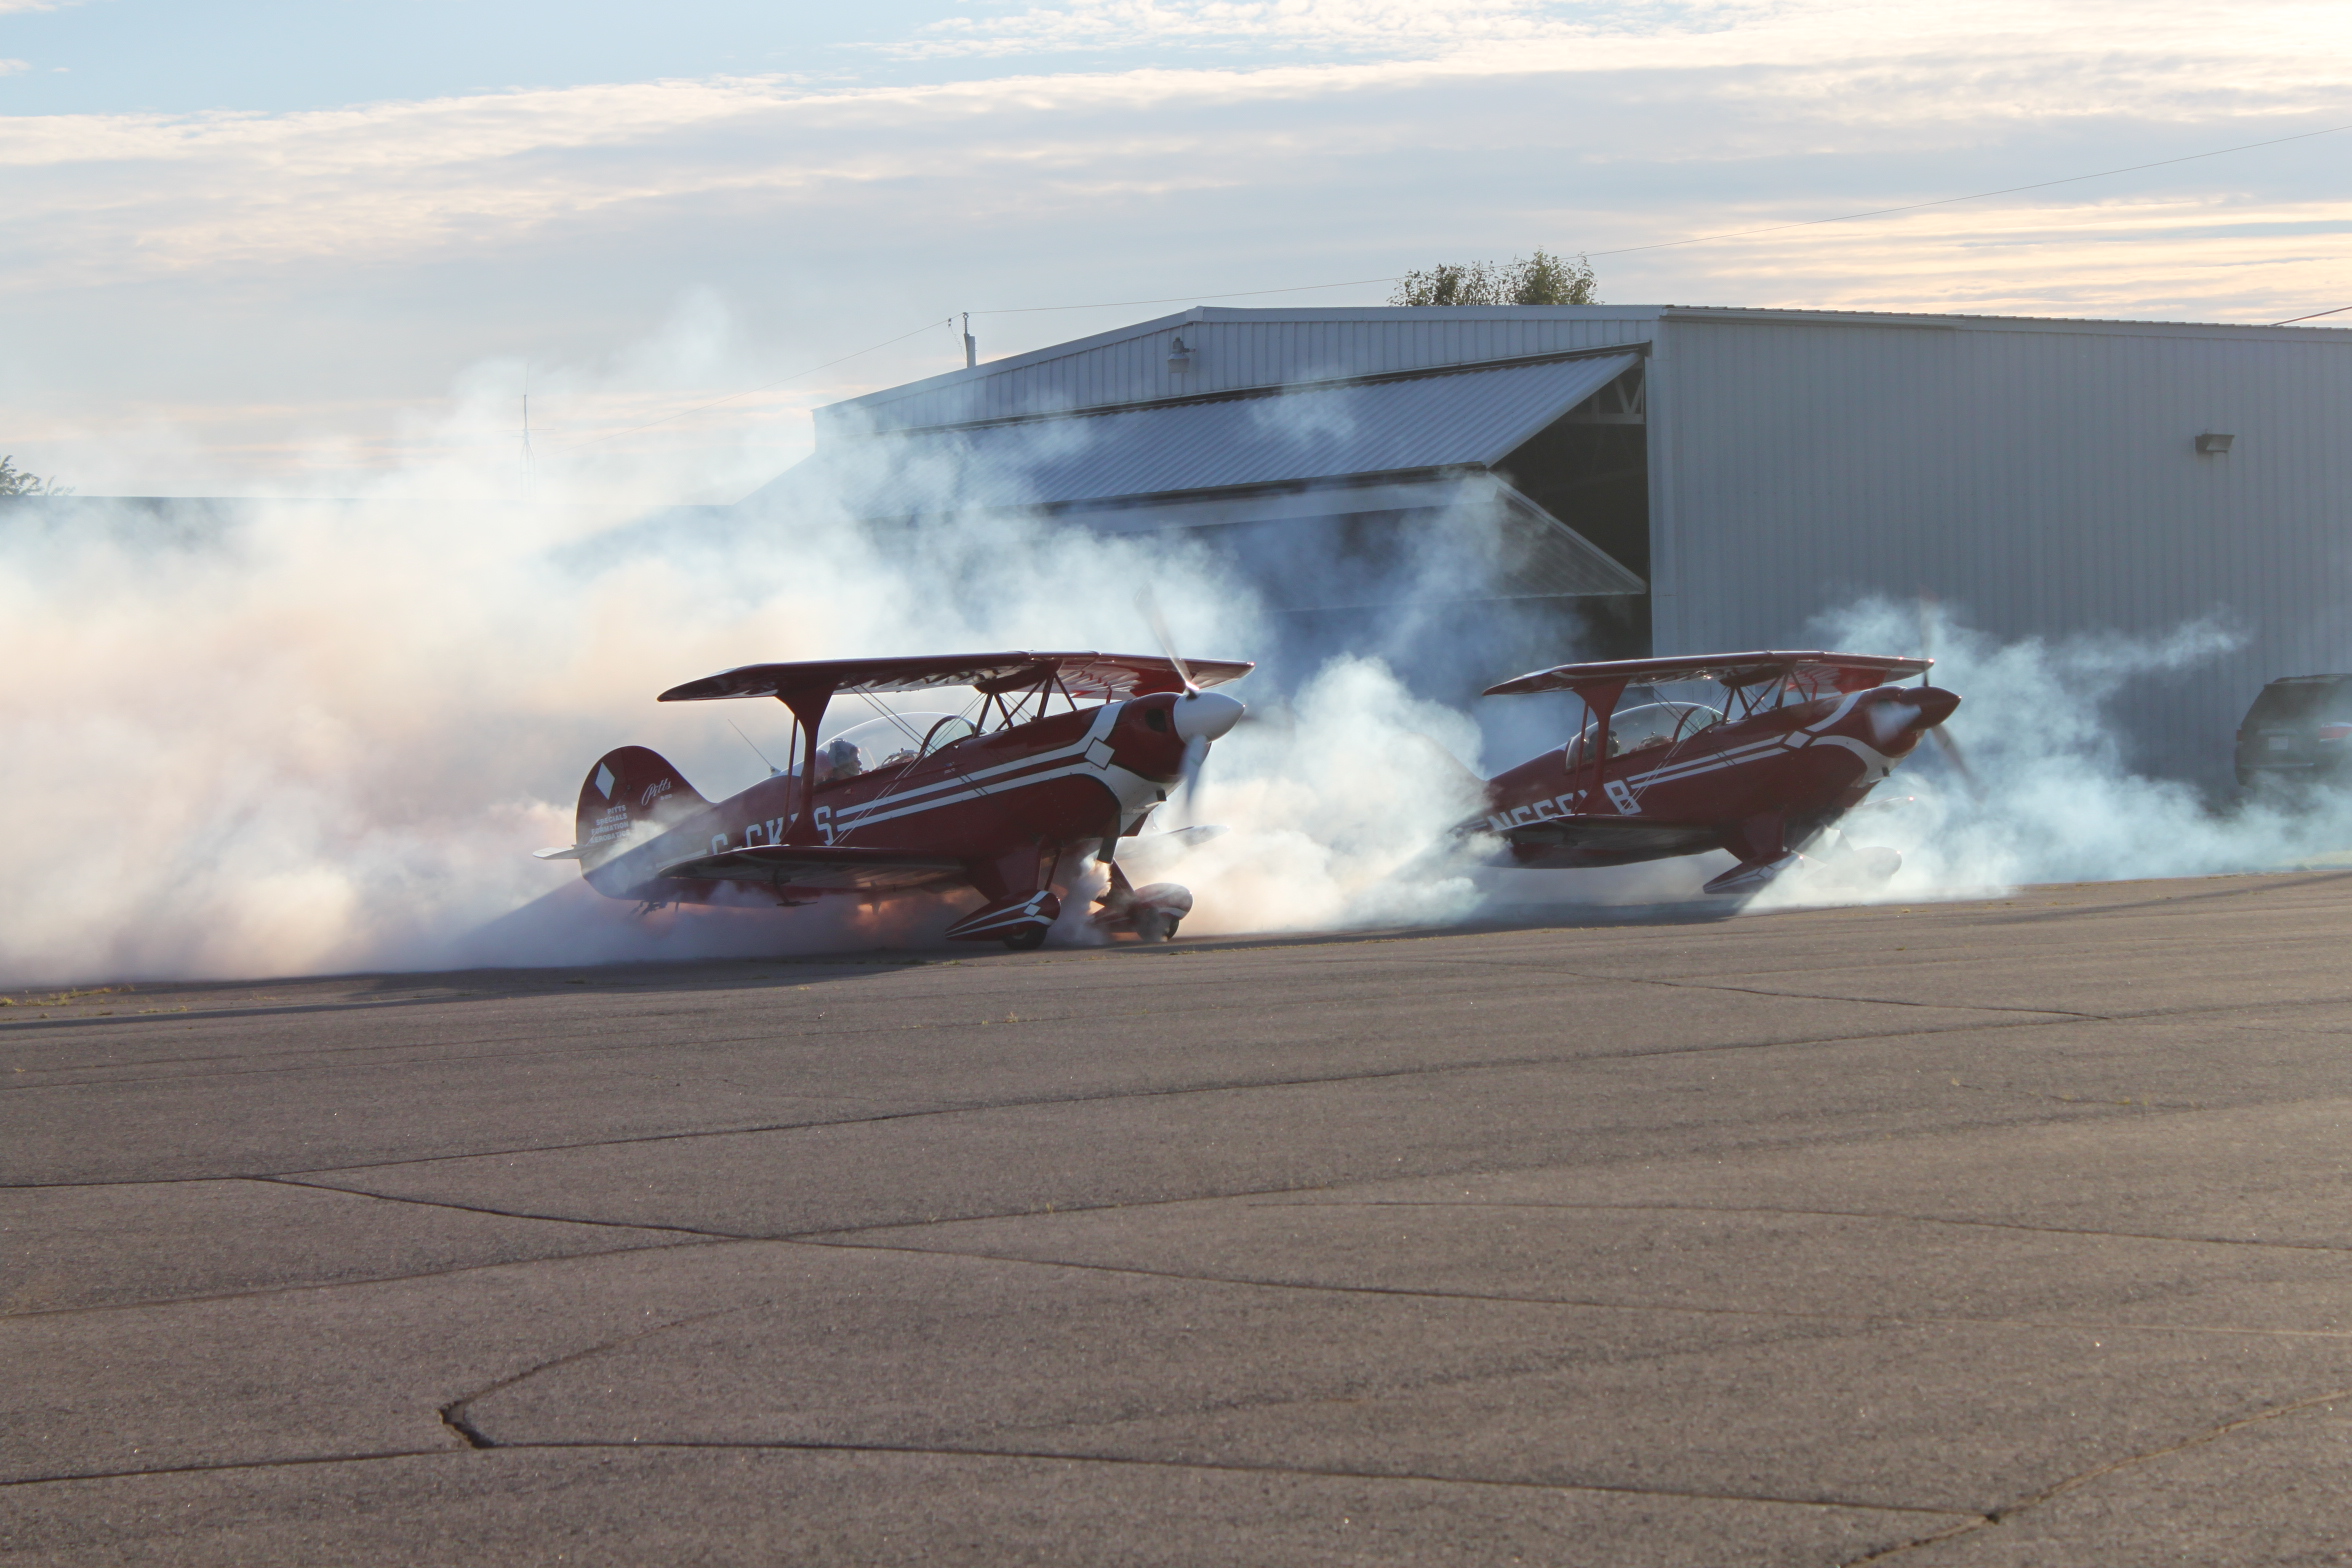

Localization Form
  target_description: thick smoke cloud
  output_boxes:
[0,356,1494,985]
[15,325,2338,989]
[1742,597,2352,909]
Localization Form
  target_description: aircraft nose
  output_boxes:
[1909,687,1961,728]
[1172,689,1245,742]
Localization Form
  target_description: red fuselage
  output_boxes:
[585,694,1195,905]
[1481,684,1962,868]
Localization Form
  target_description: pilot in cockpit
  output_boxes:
[819,736,865,780]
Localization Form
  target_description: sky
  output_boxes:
[3,0,2347,499]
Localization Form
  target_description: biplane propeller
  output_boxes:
[537,651,1250,948]
[1467,650,1961,896]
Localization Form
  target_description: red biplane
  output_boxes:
[537,651,1250,947]
[1469,651,1961,895]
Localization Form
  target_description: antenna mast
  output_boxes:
[521,366,535,501]
[962,313,977,370]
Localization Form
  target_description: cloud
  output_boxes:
[9,28,2346,291]
[3,0,2349,491]
[897,0,1611,57]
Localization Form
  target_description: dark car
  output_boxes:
[2236,675,2352,788]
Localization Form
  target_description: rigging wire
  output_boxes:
[1581,118,2352,260]
[554,315,955,449]
[970,118,2352,313]
[556,119,2352,439]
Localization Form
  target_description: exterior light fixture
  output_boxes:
[2196,432,2235,455]
[1167,335,1194,371]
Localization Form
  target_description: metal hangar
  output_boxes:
[754,304,2352,786]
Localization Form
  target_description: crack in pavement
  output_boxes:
[0,1232,734,1321]
[437,1308,743,1450]
[250,1175,756,1240]
[1838,1384,2352,1564]
[1403,959,2119,1020]
[0,948,2124,1085]
[472,1438,1985,1519]
[0,1438,1977,1521]
[787,1235,2352,1345]
[2,1007,2141,1190]
[26,1172,2350,1324]
[1288,1199,2352,1257]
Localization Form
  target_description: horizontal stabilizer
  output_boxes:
[533,845,586,861]
[656,844,968,893]
[944,889,1061,943]
[1704,852,1804,896]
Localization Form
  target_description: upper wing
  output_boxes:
[1483,650,1931,699]
[655,844,969,892]
[658,652,1253,704]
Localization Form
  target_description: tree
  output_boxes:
[0,456,68,496]
[1390,249,1599,307]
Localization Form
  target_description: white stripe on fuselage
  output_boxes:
[1571,691,1896,813]
[823,704,1163,841]
[830,705,1120,824]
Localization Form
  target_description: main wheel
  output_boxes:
[1133,909,1173,943]
[1000,925,1048,951]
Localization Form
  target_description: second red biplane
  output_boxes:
[537,651,1251,947]
[1468,650,1962,895]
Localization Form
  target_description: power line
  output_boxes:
[556,119,2352,438]
[971,118,2352,312]
[1584,118,2352,259]
[557,316,955,449]
[973,276,1396,317]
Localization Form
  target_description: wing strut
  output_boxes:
[777,685,831,845]
[1580,678,1628,804]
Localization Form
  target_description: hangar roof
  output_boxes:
[818,303,2344,441]
[781,350,1640,519]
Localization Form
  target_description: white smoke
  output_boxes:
[36,313,2335,988]
[1746,597,2352,907]
[1130,655,1489,935]
[0,332,1492,985]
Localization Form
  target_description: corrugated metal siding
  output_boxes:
[1653,315,2352,786]
[819,308,1661,436]
[809,354,1640,514]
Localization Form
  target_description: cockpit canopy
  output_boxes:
[807,711,978,781]
[1567,701,1723,765]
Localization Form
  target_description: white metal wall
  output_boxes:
[821,306,1660,436]
[1648,310,2352,786]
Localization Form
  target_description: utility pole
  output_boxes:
[961,312,977,370]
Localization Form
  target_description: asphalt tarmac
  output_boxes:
[7,871,2352,1565]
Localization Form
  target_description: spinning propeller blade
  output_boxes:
[1136,592,1246,821]
[1916,591,1980,791]
[1930,725,1979,786]
[1178,734,1210,814]
[1138,594,1198,695]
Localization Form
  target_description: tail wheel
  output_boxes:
[1001,926,1049,952]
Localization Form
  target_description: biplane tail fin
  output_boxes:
[565,746,709,872]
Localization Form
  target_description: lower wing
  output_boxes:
[1498,817,1724,858]
[656,844,969,892]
